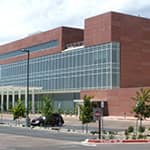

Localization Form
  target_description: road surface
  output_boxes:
[0,132,150,150]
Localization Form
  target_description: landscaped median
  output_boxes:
[85,139,150,144]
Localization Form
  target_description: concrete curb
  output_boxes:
[86,139,150,144]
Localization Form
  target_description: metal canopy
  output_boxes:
[0,86,43,93]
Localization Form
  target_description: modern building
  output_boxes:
[0,11,150,116]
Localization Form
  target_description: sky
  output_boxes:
[0,0,150,45]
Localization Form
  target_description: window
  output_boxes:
[0,40,58,60]
[0,42,120,90]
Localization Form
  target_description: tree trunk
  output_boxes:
[82,124,84,133]
[86,124,88,134]
[135,119,138,138]
[140,118,142,127]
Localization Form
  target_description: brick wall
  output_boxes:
[80,87,150,116]
[0,27,83,64]
[84,12,111,47]
[111,12,150,87]
[84,11,150,88]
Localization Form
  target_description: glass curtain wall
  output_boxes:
[0,42,120,91]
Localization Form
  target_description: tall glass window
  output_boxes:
[0,42,120,90]
[0,40,58,60]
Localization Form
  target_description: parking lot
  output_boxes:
[1,113,150,132]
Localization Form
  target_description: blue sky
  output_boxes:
[0,0,150,45]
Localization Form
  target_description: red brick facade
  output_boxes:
[111,12,150,88]
[84,12,112,46]
[84,11,150,88]
[0,27,83,64]
[81,87,150,116]
[82,12,150,116]
[0,11,150,116]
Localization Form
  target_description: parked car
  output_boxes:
[30,113,64,127]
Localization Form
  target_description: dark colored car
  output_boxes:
[30,113,64,127]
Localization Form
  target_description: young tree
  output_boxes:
[41,95,55,126]
[12,99,26,122]
[132,88,150,127]
[41,95,54,117]
[79,95,93,133]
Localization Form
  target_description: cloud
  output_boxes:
[0,0,150,45]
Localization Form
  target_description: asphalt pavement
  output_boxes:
[0,126,96,141]
[0,114,150,150]
[0,133,150,150]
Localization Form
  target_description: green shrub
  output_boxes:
[109,131,115,135]
[103,130,107,134]
[124,130,129,139]
[90,131,97,135]
[124,129,128,136]
[58,108,64,114]
[138,134,145,139]
[127,126,134,133]
[109,134,114,139]
[143,135,147,139]
[138,126,145,133]
[132,134,136,139]
[65,109,71,114]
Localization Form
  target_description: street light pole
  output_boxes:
[98,110,102,139]
[22,49,30,127]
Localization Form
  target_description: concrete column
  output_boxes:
[1,92,4,112]
[12,91,15,108]
[6,91,9,111]
[32,90,35,113]
[18,90,21,100]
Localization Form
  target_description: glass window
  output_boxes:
[0,42,120,90]
[0,40,58,60]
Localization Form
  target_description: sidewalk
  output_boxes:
[103,116,150,121]
[1,113,150,128]
[1,113,150,144]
